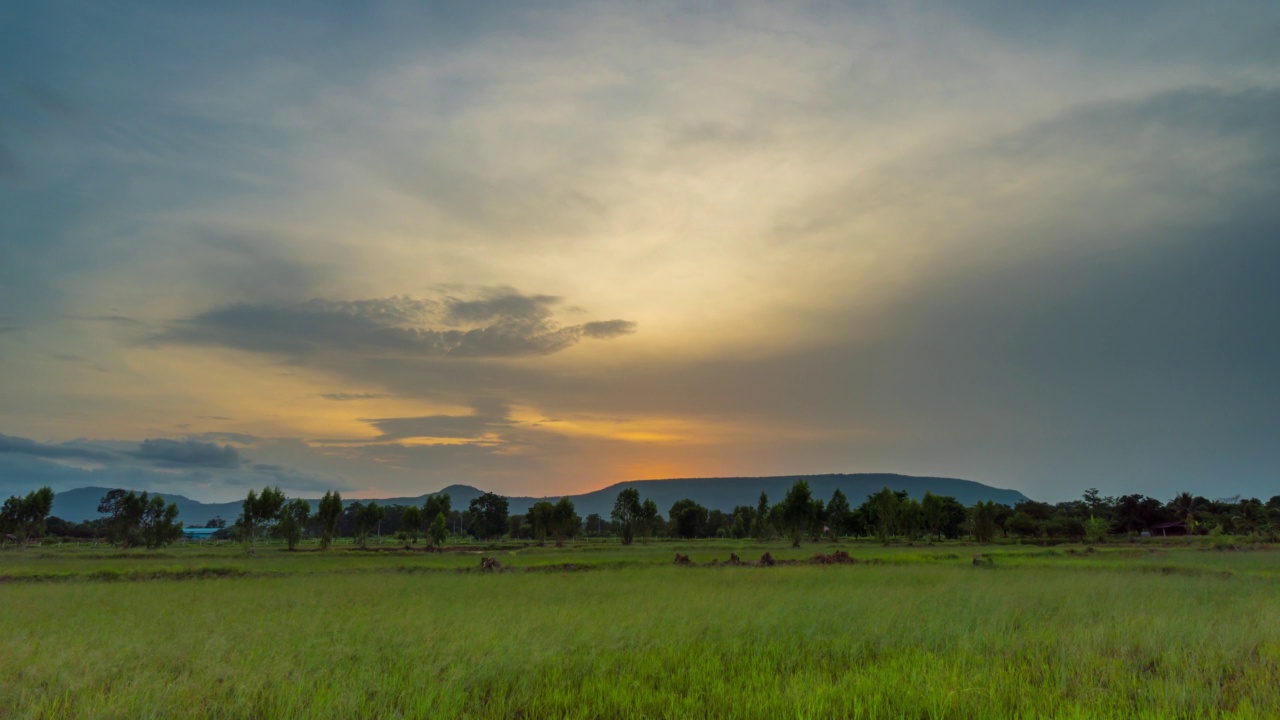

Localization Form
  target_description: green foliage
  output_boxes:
[352,502,386,548]
[1,486,55,544]
[96,489,180,549]
[277,498,312,550]
[668,498,709,539]
[551,498,580,546]
[611,488,642,545]
[423,493,451,530]
[468,492,509,540]
[317,491,343,550]
[971,501,997,544]
[780,480,815,547]
[639,499,660,538]
[527,501,555,545]
[754,492,770,539]
[428,512,448,547]
[400,505,423,546]
[241,486,286,553]
[139,494,183,549]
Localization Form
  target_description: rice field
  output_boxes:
[2,539,1278,719]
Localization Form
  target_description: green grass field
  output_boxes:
[3,538,1278,719]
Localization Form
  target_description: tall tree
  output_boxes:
[428,512,448,547]
[870,487,901,543]
[400,505,423,546]
[668,499,708,539]
[611,488,643,545]
[640,499,660,538]
[352,501,386,548]
[1,486,54,545]
[423,494,452,529]
[826,489,852,538]
[780,480,816,547]
[316,491,343,549]
[971,501,997,543]
[469,492,509,540]
[551,497,580,547]
[139,494,183,549]
[241,486,286,554]
[277,498,312,550]
[527,500,555,545]
[754,492,770,539]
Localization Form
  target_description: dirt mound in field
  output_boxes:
[480,556,502,572]
[673,553,691,565]
[727,553,741,565]
[758,552,776,567]
[972,553,994,567]
[812,550,854,565]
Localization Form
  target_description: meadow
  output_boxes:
[2,538,1278,719]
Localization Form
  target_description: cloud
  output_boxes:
[151,290,635,359]
[131,439,243,468]
[318,392,388,401]
[0,433,116,462]
[363,413,511,442]
[581,320,637,339]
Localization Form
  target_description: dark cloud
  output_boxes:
[0,433,117,462]
[151,291,635,359]
[132,439,242,468]
[445,293,559,324]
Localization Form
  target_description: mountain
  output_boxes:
[50,474,1028,524]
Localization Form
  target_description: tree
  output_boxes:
[611,488,643,545]
[98,489,147,548]
[551,497,580,547]
[1006,512,1042,539]
[971,501,997,543]
[921,492,945,541]
[140,494,183,549]
[527,501,555,545]
[94,489,180,549]
[1169,492,1201,534]
[469,492,509,540]
[807,498,827,541]
[428,512,448,547]
[241,486,286,554]
[277,498,312,550]
[669,499,708,539]
[1,486,55,545]
[640,499,660,538]
[400,505,423,547]
[317,491,343,549]
[869,487,901,543]
[826,489,852,538]
[780,480,816,547]
[352,501,386,548]
[423,494,452,529]
[753,492,770,539]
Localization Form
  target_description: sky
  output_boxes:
[1,2,1277,503]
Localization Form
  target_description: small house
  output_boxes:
[182,527,221,541]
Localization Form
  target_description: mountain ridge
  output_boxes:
[49,473,1029,524]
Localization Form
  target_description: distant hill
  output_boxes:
[51,474,1027,525]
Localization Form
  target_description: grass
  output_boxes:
[2,538,1278,718]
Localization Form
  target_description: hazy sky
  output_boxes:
[2,2,1277,503]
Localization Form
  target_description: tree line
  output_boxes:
[5,481,1280,549]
